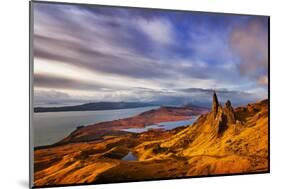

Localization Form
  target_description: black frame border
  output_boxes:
[29,0,270,188]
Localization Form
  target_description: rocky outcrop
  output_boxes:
[211,91,236,136]
[223,100,236,124]
[212,91,219,118]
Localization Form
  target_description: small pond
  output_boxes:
[122,116,198,133]
[122,152,138,161]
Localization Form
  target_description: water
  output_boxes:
[122,116,198,133]
[32,106,159,147]
[122,152,138,161]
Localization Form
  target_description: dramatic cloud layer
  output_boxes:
[230,19,268,85]
[33,3,269,107]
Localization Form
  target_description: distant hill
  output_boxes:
[34,102,156,113]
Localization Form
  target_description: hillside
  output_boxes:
[133,93,268,176]
[33,93,268,186]
[34,101,155,113]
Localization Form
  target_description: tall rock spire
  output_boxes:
[212,91,219,117]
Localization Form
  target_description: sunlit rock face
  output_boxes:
[210,91,236,136]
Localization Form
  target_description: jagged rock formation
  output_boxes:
[212,91,219,118]
[224,100,236,124]
[211,91,236,136]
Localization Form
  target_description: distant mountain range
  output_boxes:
[34,102,156,113]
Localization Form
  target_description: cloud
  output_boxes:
[136,18,174,45]
[33,7,174,80]
[229,18,268,85]
[32,3,268,107]
[34,86,259,107]
[258,75,268,85]
[34,73,104,91]
[33,58,164,90]
[174,88,259,106]
[34,90,73,106]
[34,4,209,83]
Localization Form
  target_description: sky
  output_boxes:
[33,2,269,107]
